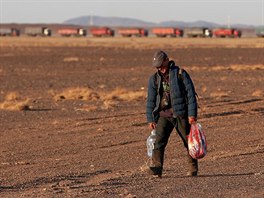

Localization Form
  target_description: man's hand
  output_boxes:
[188,116,197,125]
[149,122,157,129]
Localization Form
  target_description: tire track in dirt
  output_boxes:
[205,98,262,108]
[53,112,146,137]
[210,143,264,160]
[200,97,264,120]
[0,168,141,197]
[0,170,111,192]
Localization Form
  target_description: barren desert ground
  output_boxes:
[0,37,264,197]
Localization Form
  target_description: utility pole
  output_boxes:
[90,12,93,26]
[227,15,230,28]
[0,0,2,24]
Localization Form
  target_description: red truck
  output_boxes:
[118,28,148,37]
[184,27,212,38]
[25,27,52,36]
[90,27,114,37]
[213,28,242,38]
[57,28,86,37]
[152,27,184,37]
[0,28,20,36]
[256,27,264,37]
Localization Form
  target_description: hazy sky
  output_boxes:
[1,0,263,26]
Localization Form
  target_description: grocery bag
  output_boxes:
[188,123,207,159]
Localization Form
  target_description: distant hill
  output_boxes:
[64,15,256,29]
[159,20,220,28]
[64,16,156,27]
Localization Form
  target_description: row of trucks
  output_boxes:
[89,27,242,38]
[1,26,263,38]
[88,27,242,38]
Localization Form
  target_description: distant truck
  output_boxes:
[25,27,52,37]
[213,28,242,38]
[118,28,148,37]
[57,28,86,37]
[184,27,212,38]
[152,27,183,37]
[0,28,20,36]
[90,27,114,37]
[255,27,264,37]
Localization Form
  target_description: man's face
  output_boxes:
[156,59,169,74]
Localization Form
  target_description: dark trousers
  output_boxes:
[152,116,198,174]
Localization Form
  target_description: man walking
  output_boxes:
[146,50,198,177]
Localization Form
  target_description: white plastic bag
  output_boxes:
[188,123,207,159]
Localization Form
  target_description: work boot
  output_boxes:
[186,171,198,177]
[186,154,198,176]
[146,149,163,177]
[147,166,162,178]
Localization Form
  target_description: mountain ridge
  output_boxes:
[64,15,257,29]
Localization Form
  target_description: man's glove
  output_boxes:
[188,116,197,124]
[149,122,157,129]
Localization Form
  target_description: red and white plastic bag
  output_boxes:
[188,123,207,159]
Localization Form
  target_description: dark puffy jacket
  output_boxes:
[146,61,197,123]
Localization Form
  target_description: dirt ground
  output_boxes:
[0,37,264,198]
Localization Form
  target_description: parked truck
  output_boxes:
[213,28,242,38]
[24,27,51,37]
[90,27,114,37]
[118,28,148,37]
[152,27,183,37]
[0,28,20,36]
[57,28,86,37]
[255,27,264,37]
[184,27,212,38]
